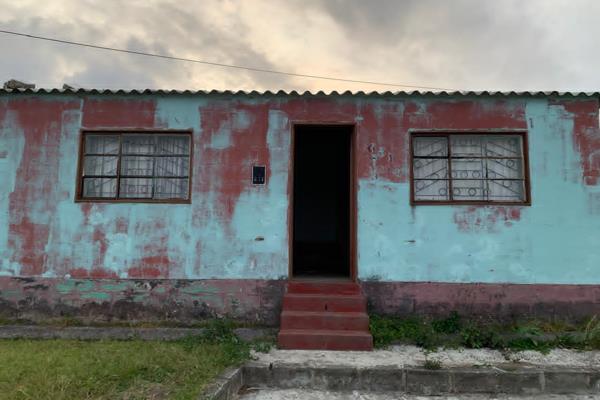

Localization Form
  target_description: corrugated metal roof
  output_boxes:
[0,88,599,97]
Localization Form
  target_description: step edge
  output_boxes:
[283,293,366,299]
[281,311,369,317]
[278,329,373,336]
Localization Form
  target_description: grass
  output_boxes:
[423,359,442,370]
[0,319,269,400]
[369,313,600,352]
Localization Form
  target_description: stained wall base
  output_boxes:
[362,281,600,322]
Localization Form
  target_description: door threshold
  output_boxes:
[290,276,354,282]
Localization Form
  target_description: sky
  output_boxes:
[0,0,599,92]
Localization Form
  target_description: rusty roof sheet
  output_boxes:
[0,88,599,97]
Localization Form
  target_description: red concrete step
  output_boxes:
[283,293,367,313]
[278,329,373,351]
[280,311,369,331]
[287,281,361,295]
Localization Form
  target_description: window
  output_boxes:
[410,133,529,204]
[77,131,191,202]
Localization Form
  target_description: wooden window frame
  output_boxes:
[409,131,531,206]
[75,129,193,204]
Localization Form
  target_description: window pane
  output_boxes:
[157,135,190,155]
[485,136,522,158]
[83,178,117,198]
[85,135,119,154]
[122,135,154,154]
[154,178,189,199]
[413,137,448,157]
[486,158,523,179]
[119,178,153,198]
[121,156,154,176]
[413,158,448,179]
[450,136,484,157]
[452,179,486,201]
[414,179,449,201]
[83,156,117,176]
[450,158,485,180]
[155,157,189,177]
[488,180,525,202]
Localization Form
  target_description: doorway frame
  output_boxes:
[288,122,357,281]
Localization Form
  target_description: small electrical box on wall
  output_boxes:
[252,165,266,185]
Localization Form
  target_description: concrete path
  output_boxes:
[239,388,598,399]
[237,346,600,398]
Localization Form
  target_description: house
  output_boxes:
[0,88,599,349]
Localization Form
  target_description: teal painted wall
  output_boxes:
[0,93,598,284]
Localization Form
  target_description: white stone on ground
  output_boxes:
[252,345,600,369]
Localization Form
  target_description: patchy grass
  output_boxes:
[370,313,600,352]
[0,319,264,400]
[423,359,443,370]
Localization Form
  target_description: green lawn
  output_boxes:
[0,337,247,400]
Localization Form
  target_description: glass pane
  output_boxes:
[450,136,484,157]
[414,179,449,201]
[83,156,117,176]
[121,156,154,176]
[154,178,189,199]
[122,135,154,154]
[452,179,486,201]
[155,157,189,177]
[413,137,448,157]
[488,180,525,202]
[486,158,523,179]
[413,158,448,179]
[485,136,522,158]
[85,135,119,154]
[156,135,190,155]
[82,178,117,198]
[451,158,485,180]
[119,178,153,198]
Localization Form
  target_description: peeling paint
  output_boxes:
[0,93,598,294]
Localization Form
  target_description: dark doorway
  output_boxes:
[292,125,352,278]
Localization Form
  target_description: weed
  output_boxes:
[432,312,461,334]
[506,337,551,354]
[460,323,504,349]
[178,319,250,365]
[423,359,442,370]
[513,324,543,336]
[369,315,438,349]
[583,315,600,349]
[251,340,273,353]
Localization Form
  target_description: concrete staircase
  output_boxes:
[277,281,373,351]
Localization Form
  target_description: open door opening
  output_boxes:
[292,125,353,279]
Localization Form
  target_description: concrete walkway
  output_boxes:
[240,389,599,399]
[236,346,600,398]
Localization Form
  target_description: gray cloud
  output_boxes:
[0,0,598,91]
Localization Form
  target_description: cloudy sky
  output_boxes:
[0,0,598,92]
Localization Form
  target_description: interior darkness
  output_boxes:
[293,125,351,278]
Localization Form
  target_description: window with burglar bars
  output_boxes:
[411,133,529,204]
[78,132,191,202]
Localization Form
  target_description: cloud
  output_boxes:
[0,0,598,92]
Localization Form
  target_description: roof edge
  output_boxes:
[0,88,599,98]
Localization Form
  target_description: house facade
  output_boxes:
[0,89,599,325]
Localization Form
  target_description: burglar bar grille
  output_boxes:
[411,133,529,204]
[79,132,191,201]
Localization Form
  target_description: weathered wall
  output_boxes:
[0,93,598,321]
[0,277,284,325]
